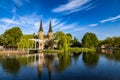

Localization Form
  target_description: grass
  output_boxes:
[42,50,63,53]
[68,47,95,52]
[0,47,95,54]
[42,47,95,53]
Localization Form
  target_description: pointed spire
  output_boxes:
[48,20,52,32]
[39,19,43,32]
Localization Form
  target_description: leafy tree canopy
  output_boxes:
[82,32,98,47]
[54,31,72,51]
[17,34,34,49]
[0,34,4,46]
[71,37,82,47]
[3,27,23,46]
[99,36,120,47]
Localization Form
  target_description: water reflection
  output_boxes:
[0,50,120,80]
[56,53,71,72]
[104,50,120,61]
[82,52,99,68]
[72,52,81,62]
[2,58,20,74]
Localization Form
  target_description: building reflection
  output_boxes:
[101,49,113,54]
[0,51,100,77]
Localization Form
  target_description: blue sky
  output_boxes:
[0,0,120,40]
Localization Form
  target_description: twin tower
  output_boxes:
[38,20,53,49]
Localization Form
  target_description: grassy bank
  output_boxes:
[42,50,63,53]
[0,47,95,55]
[42,47,95,53]
[69,47,95,52]
[0,50,27,56]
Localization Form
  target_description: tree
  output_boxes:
[82,32,98,47]
[63,35,69,51]
[17,34,34,49]
[98,36,120,48]
[112,37,120,47]
[0,34,4,46]
[66,33,72,46]
[71,37,82,47]
[53,31,65,40]
[3,27,22,46]
[54,31,70,51]
[54,31,65,50]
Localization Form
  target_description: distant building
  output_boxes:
[38,19,53,49]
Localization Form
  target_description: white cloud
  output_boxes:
[0,14,68,34]
[0,18,19,25]
[71,27,86,32]
[88,23,98,27]
[0,14,40,34]
[53,22,66,30]
[52,0,92,14]
[59,23,76,30]
[100,15,120,23]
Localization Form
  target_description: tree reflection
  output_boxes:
[82,52,99,68]
[2,57,20,74]
[105,50,120,62]
[56,52,71,72]
[72,52,81,62]
[114,50,120,61]
[105,54,114,61]
[18,55,34,66]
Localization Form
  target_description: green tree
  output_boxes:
[98,36,120,48]
[54,31,65,50]
[0,34,4,46]
[82,32,98,47]
[54,31,70,51]
[66,33,72,46]
[71,37,82,47]
[63,35,69,51]
[112,37,120,47]
[17,34,34,49]
[3,27,22,46]
[53,31,65,40]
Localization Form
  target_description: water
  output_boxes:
[0,50,120,80]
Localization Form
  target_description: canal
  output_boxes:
[0,50,120,80]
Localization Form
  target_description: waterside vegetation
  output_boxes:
[0,27,120,54]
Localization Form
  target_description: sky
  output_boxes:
[0,0,120,41]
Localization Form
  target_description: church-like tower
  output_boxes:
[48,20,53,40]
[38,19,53,50]
[38,19,44,40]
[38,19,44,49]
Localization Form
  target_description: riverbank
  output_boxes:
[69,47,95,52]
[0,47,95,56]
[0,50,27,56]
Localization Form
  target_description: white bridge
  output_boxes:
[28,39,46,50]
